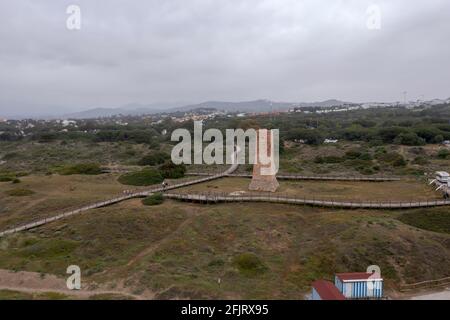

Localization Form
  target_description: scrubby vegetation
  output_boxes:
[0,171,26,182]
[5,188,35,196]
[1,103,450,179]
[398,209,450,234]
[118,168,164,186]
[138,151,170,166]
[160,162,186,179]
[0,175,14,182]
[142,193,164,206]
[233,253,267,277]
[58,163,103,175]
[437,149,450,159]
[0,103,449,299]
[118,161,185,186]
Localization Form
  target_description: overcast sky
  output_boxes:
[1,0,449,116]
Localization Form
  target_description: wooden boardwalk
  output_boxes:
[164,192,450,209]
[0,162,239,237]
[0,158,447,237]
[400,276,450,292]
[186,172,401,182]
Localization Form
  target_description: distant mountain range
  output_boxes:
[3,97,449,120]
[64,99,349,119]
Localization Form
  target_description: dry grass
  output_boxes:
[0,173,135,229]
[175,177,441,202]
[0,199,448,299]
[0,169,448,300]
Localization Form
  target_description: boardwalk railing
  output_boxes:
[400,276,450,292]
[186,172,401,182]
[0,159,240,237]
[0,156,445,238]
[164,191,450,209]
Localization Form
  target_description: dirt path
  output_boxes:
[0,269,142,300]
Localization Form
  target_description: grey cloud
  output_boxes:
[0,0,449,117]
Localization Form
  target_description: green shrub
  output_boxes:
[376,152,406,167]
[138,151,170,166]
[398,210,450,234]
[413,157,429,165]
[374,146,387,154]
[208,258,225,268]
[414,127,442,143]
[345,149,372,161]
[118,168,163,186]
[5,188,35,196]
[345,149,362,159]
[368,139,383,147]
[142,193,164,206]
[437,149,450,159]
[394,132,425,146]
[12,178,21,184]
[0,176,13,182]
[58,163,103,175]
[16,172,28,177]
[159,162,186,179]
[233,253,267,276]
[314,156,343,164]
[358,153,373,161]
[392,157,407,167]
[434,134,444,144]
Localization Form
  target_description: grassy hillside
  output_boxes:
[0,200,448,299]
[398,208,450,234]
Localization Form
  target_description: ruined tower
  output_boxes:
[248,129,279,192]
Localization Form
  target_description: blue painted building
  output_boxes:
[335,272,383,299]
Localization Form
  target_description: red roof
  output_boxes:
[336,272,378,282]
[312,280,345,300]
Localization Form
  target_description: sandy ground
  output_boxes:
[409,287,450,300]
[0,269,142,299]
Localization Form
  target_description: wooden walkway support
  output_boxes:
[163,192,450,209]
[400,276,450,292]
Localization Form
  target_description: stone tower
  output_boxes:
[248,129,279,192]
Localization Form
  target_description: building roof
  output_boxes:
[312,280,345,300]
[436,171,450,177]
[336,272,382,282]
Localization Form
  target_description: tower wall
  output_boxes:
[248,129,279,192]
